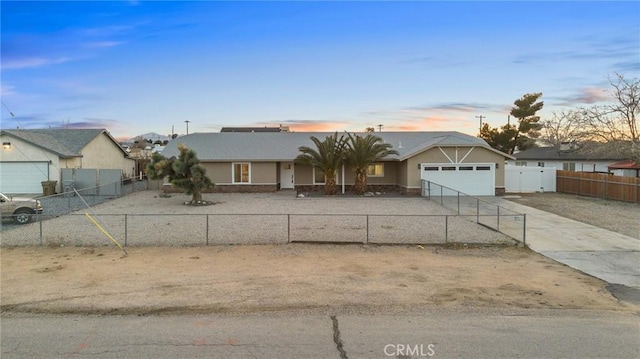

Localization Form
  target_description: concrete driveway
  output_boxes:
[488,198,640,302]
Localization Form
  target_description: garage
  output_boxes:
[420,163,495,196]
[0,162,49,194]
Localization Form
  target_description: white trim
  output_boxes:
[437,147,454,163]
[459,147,474,163]
[367,163,385,177]
[232,162,251,184]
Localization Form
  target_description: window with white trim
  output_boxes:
[233,163,250,183]
[537,162,545,167]
[515,161,527,166]
[562,162,575,171]
[367,163,384,177]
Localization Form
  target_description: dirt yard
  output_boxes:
[2,191,637,315]
[0,244,632,315]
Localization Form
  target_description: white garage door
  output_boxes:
[420,163,495,196]
[0,162,49,194]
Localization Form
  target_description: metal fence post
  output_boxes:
[287,214,291,243]
[124,214,128,247]
[497,206,500,231]
[476,198,480,223]
[440,185,443,206]
[457,192,460,215]
[523,213,527,246]
[366,215,369,244]
[445,215,448,243]
[206,215,209,245]
[39,217,43,246]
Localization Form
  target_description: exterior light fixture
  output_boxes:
[2,142,11,150]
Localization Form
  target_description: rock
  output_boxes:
[375,192,381,195]
[297,194,305,198]
[363,192,374,197]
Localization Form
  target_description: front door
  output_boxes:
[280,162,294,189]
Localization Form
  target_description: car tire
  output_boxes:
[14,208,34,224]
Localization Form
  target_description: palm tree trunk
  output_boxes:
[353,170,367,195]
[324,170,338,195]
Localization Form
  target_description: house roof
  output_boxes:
[514,142,633,161]
[0,128,128,158]
[220,126,289,132]
[607,160,640,170]
[160,131,515,161]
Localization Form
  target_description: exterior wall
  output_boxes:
[294,164,345,185]
[251,162,276,183]
[365,161,398,186]
[295,164,314,185]
[79,133,135,177]
[197,162,277,192]
[294,162,398,191]
[200,163,231,184]
[508,159,614,173]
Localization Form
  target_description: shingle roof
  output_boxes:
[514,142,633,161]
[0,128,125,158]
[161,131,514,161]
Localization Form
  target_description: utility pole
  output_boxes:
[475,115,486,133]
[185,120,191,135]
[378,124,383,132]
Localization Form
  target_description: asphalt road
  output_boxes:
[2,309,638,359]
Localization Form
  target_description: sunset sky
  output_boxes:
[1,1,639,140]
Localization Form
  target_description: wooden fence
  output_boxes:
[556,170,640,203]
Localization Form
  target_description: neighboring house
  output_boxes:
[160,131,514,196]
[509,141,633,173]
[220,126,290,132]
[0,128,135,194]
[608,160,640,177]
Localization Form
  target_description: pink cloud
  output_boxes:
[574,87,609,104]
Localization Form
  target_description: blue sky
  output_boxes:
[1,1,639,140]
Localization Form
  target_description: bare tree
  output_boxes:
[579,73,639,142]
[540,110,585,146]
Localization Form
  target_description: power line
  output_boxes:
[1,99,15,117]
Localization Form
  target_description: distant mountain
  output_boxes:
[126,132,172,143]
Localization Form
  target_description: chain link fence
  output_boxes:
[1,180,522,247]
[421,180,526,245]
[1,212,517,247]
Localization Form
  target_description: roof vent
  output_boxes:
[398,141,403,149]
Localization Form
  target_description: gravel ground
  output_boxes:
[504,193,640,239]
[0,190,518,247]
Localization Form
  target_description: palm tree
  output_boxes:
[345,133,399,195]
[295,133,346,195]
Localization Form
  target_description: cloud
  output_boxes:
[84,41,125,49]
[0,84,16,96]
[512,33,639,69]
[554,86,610,106]
[1,56,72,70]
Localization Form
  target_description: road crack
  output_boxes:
[331,315,349,359]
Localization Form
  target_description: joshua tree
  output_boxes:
[146,143,214,203]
